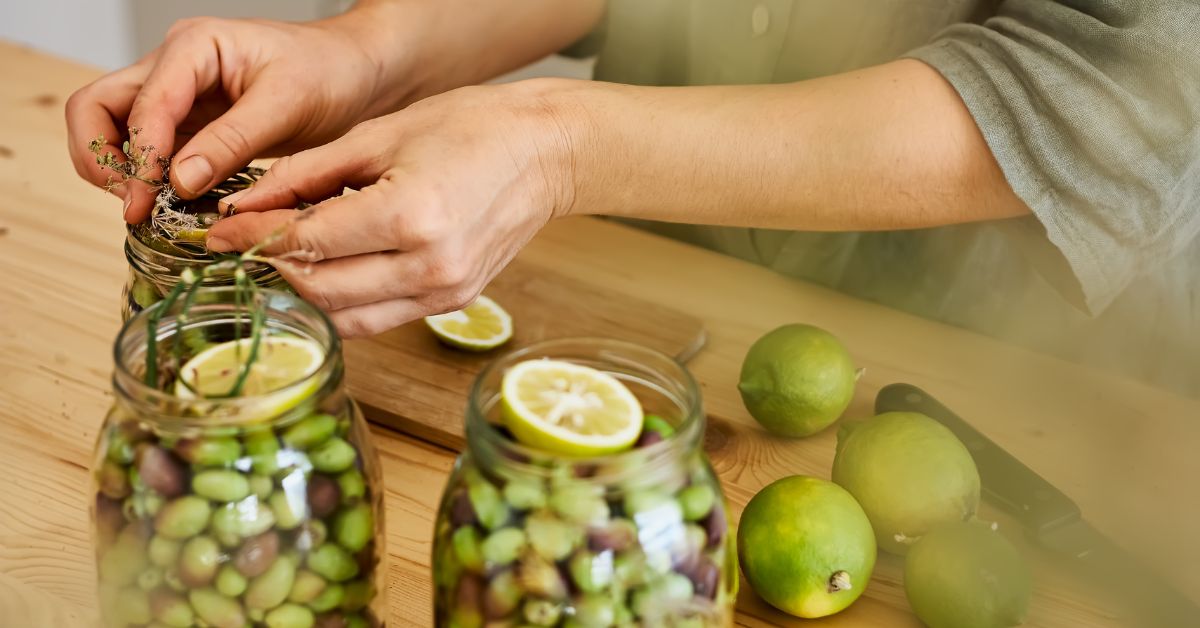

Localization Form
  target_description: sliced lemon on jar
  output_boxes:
[500,359,644,456]
[424,295,513,351]
[175,336,325,418]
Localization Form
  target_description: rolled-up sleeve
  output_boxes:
[906,0,1200,314]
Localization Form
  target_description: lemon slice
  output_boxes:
[500,359,644,456]
[175,336,324,418]
[425,295,513,351]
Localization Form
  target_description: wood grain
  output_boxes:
[2,39,1198,628]
[345,259,706,450]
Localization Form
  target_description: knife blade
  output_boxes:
[875,383,1200,628]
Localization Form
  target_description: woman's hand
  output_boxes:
[65,5,407,223]
[205,80,582,338]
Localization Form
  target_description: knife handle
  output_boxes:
[875,383,1081,535]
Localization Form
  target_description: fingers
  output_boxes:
[217,129,389,215]
[329,297,451,339]
[270,251,428,312]
[169,87,298,200]
[124,22,227,219]
[65,63,151,208]
[208,179,441,260]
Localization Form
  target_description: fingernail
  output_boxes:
[219,188,250,216]
[206,236,234,253]
[173,155,214,195]
[122,189,134,222]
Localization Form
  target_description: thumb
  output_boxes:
[170,88,294,199]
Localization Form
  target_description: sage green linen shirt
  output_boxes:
[567,0,1200,395]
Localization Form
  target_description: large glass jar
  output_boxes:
[432,339,737,627]
[93,287,387,627]
[121,167,287,320]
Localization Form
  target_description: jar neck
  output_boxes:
[125,228,280,286]
[464,339,705,488]
[112,287,342,433]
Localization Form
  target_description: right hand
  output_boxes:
[66,9,401,223]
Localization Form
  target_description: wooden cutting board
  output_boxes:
[343,259,707,450]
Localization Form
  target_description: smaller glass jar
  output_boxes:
[121,167,288,320]
[432,339,737,627]
[93,287,386,627]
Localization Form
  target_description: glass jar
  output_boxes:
[121,167,287,320]
[432,339,737,627]
[92,287,387,627]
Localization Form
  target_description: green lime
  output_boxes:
[832,412,980,554]
[905,522,1032,628]
[737,324,856,437]
[738,476,876,618]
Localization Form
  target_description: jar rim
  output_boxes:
[465,337,705,475]
[112,286,341,428]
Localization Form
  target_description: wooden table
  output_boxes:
[2,40,1198,627]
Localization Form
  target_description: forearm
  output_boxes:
[336,0,605,114]
[554,59,1029,230]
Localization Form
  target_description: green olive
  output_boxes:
[309,438,357,473]
[264,603,316,628]
[332,502,374,553]
[481,528,526,567]
[192,469,251,502]
[306,543,359,582]
[281,414,338,450]
[154,496,212,540]
[188,588,246,628]
[246,555,298,610]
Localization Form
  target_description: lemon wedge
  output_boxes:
[425,295,513,351]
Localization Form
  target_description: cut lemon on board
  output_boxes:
[425,295,513,351]
[175,336,325,418]
[500,359,644,456]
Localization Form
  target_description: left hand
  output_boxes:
[205,79,582,337]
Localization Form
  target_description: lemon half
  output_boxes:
[175,336,324,419]
[500,359,644,456]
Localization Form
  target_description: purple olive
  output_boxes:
[94,494,125,545]
[307,474,342,519]
[314,614,348,628]
[636,430,665,448]
[703,504,727,548]
[449,490,476,527]
[135,444,187,498]
[234,531,280,578]
[683,557,720,599]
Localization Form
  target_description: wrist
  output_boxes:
[319,1,431,118]
[511,78,604,220]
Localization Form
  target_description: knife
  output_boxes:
[875,383,1200,628]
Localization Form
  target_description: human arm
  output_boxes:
[206,0,1200,334]
[64,0,603,222]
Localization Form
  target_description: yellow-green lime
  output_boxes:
[738,476,876,618]
[904,522,1032,628]
[175,336,324,419]
[425,295,513,351]
[500,359,643,456]
[738,324,856,437]
[832,412,980,554]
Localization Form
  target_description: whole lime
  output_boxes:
[737,324,856,437]
[832,412,980,554]
[738,476,876,618]
[905,522,1032,628]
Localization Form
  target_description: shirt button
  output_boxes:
[751,4,770,37]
